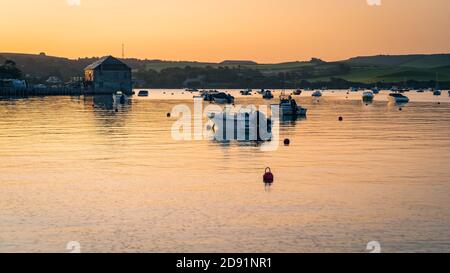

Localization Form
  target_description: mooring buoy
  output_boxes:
[167,113,171,118]
[339,116,343,121]
[284,139,290,146]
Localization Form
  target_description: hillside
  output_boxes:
[345,54,450,68]
[1,52,450,88]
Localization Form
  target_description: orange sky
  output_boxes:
[1,0,450,63]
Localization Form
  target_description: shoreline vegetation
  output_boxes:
[1,52,450,90]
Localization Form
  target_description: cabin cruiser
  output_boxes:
[262,90,274,99]
[311,90,322,97]
[293,89,302,95]
[113,91,127,104]
[389,93,410,103]
[240,89,252,96]
[138,90,149,97]
[362,91,375,102]
[204,91,235,104]
[273,94,307,116]
[202,90,220,101]
[206,106,272,141]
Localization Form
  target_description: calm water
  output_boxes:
[1,90,449,253]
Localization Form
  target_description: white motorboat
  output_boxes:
[113,91,128,104]
[207,107,272,141]
[273,94,307,116]
[362,91,374,102]
[389,93,410,103]
[311,90,322,97]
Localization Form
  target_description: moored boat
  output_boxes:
[113,91,127,104]
[262,90,274,99]
[362,91,374,102]
[185,88,199,92]
[138,90,149,97]
[211,92,235,104]
[207,107,272,141]
[389,93,410,103]
[311,90,322,97]
[274,94,307,116]
[293,89,302,96]
[240,89,252,96]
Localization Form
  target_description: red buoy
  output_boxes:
[263,167,274,184]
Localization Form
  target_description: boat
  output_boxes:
[433,73,441,96]
[137,90,149,97]
[293,89,302,96]
[311,90,322,97]
[203,90,220,102]
[448,90,450,96]
[372,88,380,94]
[240,89,252,96]
[274,94,307,116]
[417,89,425,93]
[210,92,235,104]
[362,91,374,102]
[113,91,127,104]
[350,87,358,92]
[185,88,199,92]
[433,89,442,96]
[262,90,274,99]
[207,107,272,141]
[391,86,410,93]
[389,93,410,103]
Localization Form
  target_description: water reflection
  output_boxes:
[1,91,450,253]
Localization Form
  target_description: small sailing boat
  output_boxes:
[433,74,441,96]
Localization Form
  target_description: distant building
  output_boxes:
[84,56,132,94]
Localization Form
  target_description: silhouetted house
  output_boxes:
[84,56,132,94]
